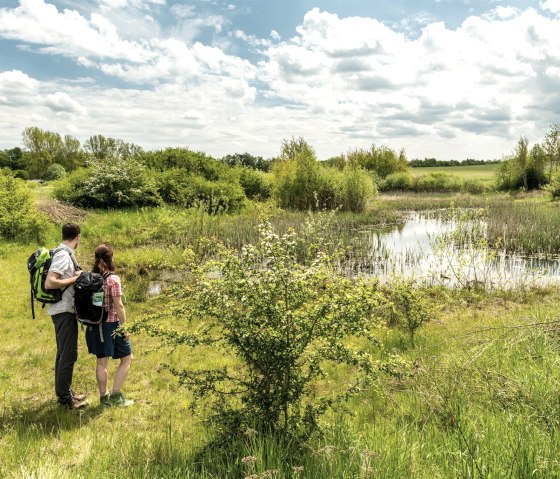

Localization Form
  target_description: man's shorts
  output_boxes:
[85,322,132,359]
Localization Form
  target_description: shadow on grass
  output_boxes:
[0,398,104,437]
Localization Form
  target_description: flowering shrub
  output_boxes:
[134,217,407,439]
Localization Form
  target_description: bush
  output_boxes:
[44,163,66,181]
[0,170,48,242]
[544,171,560,199]
[157,169,246,212]
[379,172,414,191]
[462,178,487,194]
[414,173,462,192]
[54,157,162,208]
[273,139,338,210]
[134,218,405,439]
[238,168,272,200]
[335,166,376,212]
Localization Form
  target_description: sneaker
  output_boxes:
[109,391,134,407]
[60,397,89,410]
[100,392,111,407]
[70,390,88,402]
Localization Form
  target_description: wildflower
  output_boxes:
[241,456,257,466]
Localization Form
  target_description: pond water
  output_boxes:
[343,212,560,289]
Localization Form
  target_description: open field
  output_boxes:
[2,187,560,478]
[409,163,500,184]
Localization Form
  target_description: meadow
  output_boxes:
[1,185,560,478]
[409,164,500,185]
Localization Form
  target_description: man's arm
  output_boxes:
[45,271,79,290]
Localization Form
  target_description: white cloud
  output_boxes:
[44,91,87,115]
[540,0,560,14]
[1,3,560,160]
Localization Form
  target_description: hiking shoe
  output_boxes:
[60,397,88,410]
[70,390,88,402]
[109,392,134,407]
[100,392,111,407]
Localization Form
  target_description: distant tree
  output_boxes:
[543,123,560,176]
[220,153,272,172]
[346,144,408,178]
[514,137,529,191]
[21,127,85,178]
[84,134,142,161]
[0,147,25,171]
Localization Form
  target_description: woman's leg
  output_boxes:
[112,354,132,393]
[96,357,109,395]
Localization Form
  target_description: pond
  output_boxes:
[343,212,560,289]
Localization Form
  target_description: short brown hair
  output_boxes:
[62,223,80,241]
[93,244,116,274]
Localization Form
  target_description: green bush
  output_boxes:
[44,163,66,181]
[134,218,405,439]
[238,168,272,200]
[414,172,462,192]
[544,171,560,199]
[0,170,48,242]
[273,139,339,210]
[462,178,487,194]
[157,169,246,212]
[54,157,162,208]
[335,166,376,212]
[379,172,414,191]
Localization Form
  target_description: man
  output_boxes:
[44,223,87,409]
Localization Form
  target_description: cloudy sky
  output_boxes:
[1,0,559,160]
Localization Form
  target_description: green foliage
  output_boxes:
[43,163,66,181]
[544,170,560,199]
[83,134,142,161]
[0,170,48,242]
[382,279,432,345]
[414,172,462,192]
[335,166,376,212]
[138,147,226,180]
[345,145,409,179]
[379,172,414,191]
[21,127,86,178]
[221,152,273,172]
[157,169,246,212]
[273,138,338,210]
[238,168,272,200]
[495,137,546,191]
[54,157,162,208]
[0,147,25,171]
[135,219,403,439]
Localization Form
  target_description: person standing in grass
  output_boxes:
[86,244,134,407]
[45,223,88,410]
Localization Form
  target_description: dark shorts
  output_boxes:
[85,322,132,359]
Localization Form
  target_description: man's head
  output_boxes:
[62,223,81,249]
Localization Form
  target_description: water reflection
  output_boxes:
[344,213,560,288]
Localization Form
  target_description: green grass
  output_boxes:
[410,164,500,184]
[3,181,560,477]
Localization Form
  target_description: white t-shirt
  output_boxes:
[47,244,79,316]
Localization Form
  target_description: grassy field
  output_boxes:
[409,164,500,184]
[2,186,560,478]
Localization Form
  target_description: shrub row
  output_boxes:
[379,172,489,194]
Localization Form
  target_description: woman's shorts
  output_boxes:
[85,322,132,359]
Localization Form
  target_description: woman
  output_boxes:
[85,244,133,407]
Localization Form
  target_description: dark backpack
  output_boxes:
[74,272,113,326]
[27,246,78,319]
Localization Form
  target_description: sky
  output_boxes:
[0,0,559,161]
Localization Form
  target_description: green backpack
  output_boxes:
[27,247,77,319]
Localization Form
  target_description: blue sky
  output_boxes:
[0,0,559,160]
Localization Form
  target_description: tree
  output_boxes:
[543,123,560,176]
[346,144,409,178]
[21,127,84,178]
[513,137,529,191]
[84,134,142,161]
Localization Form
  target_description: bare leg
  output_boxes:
[96,357,109,396]
[112,354,132,393]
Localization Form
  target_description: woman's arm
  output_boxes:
[113,295,127,324]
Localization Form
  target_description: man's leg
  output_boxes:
[51,312,78,403]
